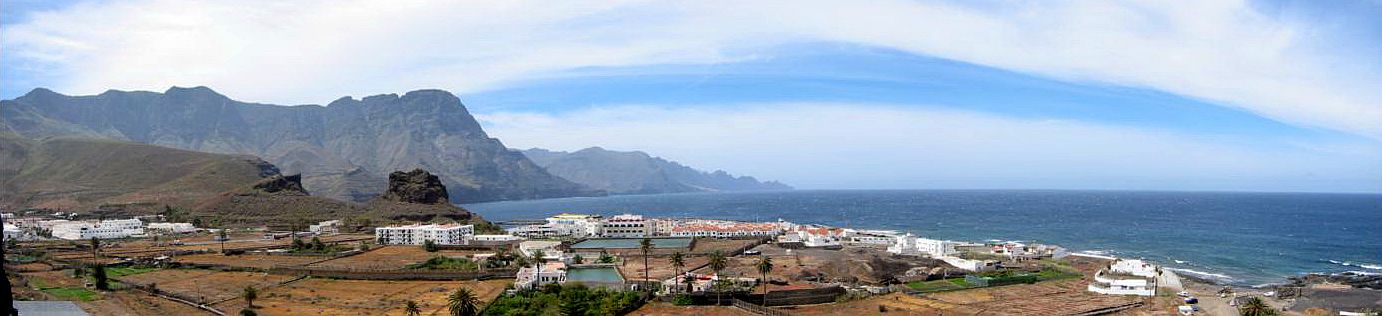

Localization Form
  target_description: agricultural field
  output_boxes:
[307,245,488,270]
[620,256,709,282]
[115,269,296,304]
[175,253,326,269]
[213,278,510,315]
[792,279,1141,316]
[631,303,757,316]
[49,234,374,261]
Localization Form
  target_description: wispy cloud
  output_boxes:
[2,0,1379,138]
[478,103,1382,192]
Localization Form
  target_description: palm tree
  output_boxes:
[448,288,480,316]
[1238,296,1272,316]
[669,252,686,294]
[243,286,258,308]
[218,228,229,253]
[756,256,774,306]
[639,238,653,293]
[531,250,548,288]
[404,300,421,316]
[708,250,728,305]
[239,309,257,316]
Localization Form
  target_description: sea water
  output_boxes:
[464,190,1382,286]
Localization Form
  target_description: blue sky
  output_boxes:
[2,1,1379,192]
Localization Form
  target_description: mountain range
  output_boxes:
[0,87,593,203]
[522,147,791,195]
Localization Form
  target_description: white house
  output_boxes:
[599,214,651,238]
[1088,259,1159,296]
[940,256,1000,272]
[309,220,341,234]
[515,261,567,289]
[844,229,900,245]
[888,234,959,257]
[509,213,602,238]
[778,225,844,248]
[375,223,474,245]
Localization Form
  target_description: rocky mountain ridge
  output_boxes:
[522,147,791,195]
[0,87,595,203]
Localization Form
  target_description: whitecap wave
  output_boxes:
[1345,270,1381,276]
[1169,268,1234,280]
[1325,260,1382,270]
[1174,260,1187,264]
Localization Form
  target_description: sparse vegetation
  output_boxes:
[41,287,100,301]
[483,283,643,316]
[407,256,480,271]
[424,239,439,252]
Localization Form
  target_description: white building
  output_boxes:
[845,229,901,245]
[515,261,567,289]
[600,214,651,238]
[145,222,197,234]
[888,234,959,257]
[309,220,341,234]
[509,213,602,238]
[51,219,145,240]
[519,240,563,260]
[778,225,844,248]
[470,234,524,242]
[940,256,1000,272]
[1088,259,1159,296]
[375,223,474,245]
[670,220,783,238]
[4,224,30,241]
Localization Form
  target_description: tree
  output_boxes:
[404,300,421,316]
[1238,297,1275,316]
[572,254,584,264]
[708,250,728,305]
[191,217,203,228]
[756,256,774,306]
[239,309,257,316]
[531,250,548,287]
[219,228,229,253]
[92,265,109,290]
[639,238,653,294]
[424,239,439,252]
[598,250,615,264]
[448,288,480,316]
[89,237,100,258]
[682,273,697,295]
[670,252,686,294]
[311,236,325,251]
[291,238,307,251]
[243,286,258,308]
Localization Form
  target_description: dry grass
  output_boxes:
[631,302,757,316]
[307,245,488,270]
[213,278,510,315]
[76,291,212,316]
[115,269,295,304]
[175,253,325,269]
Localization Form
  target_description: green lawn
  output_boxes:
[41,287,100,301]
[906,278,974,292]
[107,267,159,277]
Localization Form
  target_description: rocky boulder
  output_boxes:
[380,169,450,204]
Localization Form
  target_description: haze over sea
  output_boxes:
[465,190,1382,286]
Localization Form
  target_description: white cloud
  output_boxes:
[2,0,1380,138]
[478,103,1382,192]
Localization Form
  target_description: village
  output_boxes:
[4,211,1293,315]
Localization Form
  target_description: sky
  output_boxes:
[2,0,1380,193]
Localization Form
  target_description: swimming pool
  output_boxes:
[566,266,625,284]
[570,237,693,249]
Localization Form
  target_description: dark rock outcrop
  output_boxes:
[251,174,308,195]
[380,169,449,204]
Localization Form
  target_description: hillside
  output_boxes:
[0,133,277,211]
[0,87,596,203]
[522,147,791,195]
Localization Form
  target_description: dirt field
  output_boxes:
[622,256,711,282]
[691,238,762,255]
[115,269,296,304]
[175,253,326,269]
[631,302,757,316]
[307,246,489,270]
[792,280,1141,316]
[213,278,511,315]
[77,291,213,316]
[50,234,375,261]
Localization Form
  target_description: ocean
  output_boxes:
[462,190,1382,286]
